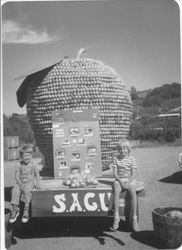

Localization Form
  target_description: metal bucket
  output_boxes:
[5,208,12,249]
[152,207,182,248]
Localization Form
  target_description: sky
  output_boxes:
[2,0,181,115]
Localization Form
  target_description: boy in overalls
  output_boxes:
[9,144,40,223]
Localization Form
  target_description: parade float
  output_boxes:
[16,49,145,220]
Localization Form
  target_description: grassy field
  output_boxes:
[3,145,182,250]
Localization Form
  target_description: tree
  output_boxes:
[130,86,138,100]
[164,128,176,142]
[129,120,145,140]
[3,114,35,144]
[143,83,181,107]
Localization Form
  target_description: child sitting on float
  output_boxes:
[110,139,144,231]
[9,144,40,223]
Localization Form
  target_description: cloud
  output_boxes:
[2,20,69,44]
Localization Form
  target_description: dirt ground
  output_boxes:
[3,146,182,250]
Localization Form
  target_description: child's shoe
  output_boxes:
[22,211,29,223]
[132,216,139,232]
[110,217,120,230]
[9,210,19,223]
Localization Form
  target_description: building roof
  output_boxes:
[16,59,63,108]
[156,113,180,117]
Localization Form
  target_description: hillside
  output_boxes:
[137,89,151,99]
[132,82,181,117]
[130,82,181,142]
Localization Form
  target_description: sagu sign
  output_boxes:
[52,191,113,213]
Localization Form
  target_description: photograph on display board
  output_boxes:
[85,161,96,173]
[77,138,86,145]
[70,166,81,175]
[69,127,80,137]
[62,139,71,147]
[87,145,97,155]
[55,128,65,137]
[84,127,94,136]
[52,122,61,129]
[58,161,68,169]
[71,151,81,161]
[56,149,66,158]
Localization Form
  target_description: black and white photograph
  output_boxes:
[69,128,80,137]
[77,138,86,145]
[58,161,68,170]
[62,139,71,147]
[85,161,96,171]
[1,0,182,250]
[71,151,81,161]
[84,127,94,136]
[55,128,65,137]
[87,145,97,156]
[56,149,66,158]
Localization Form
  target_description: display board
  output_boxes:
[52,109,102,179]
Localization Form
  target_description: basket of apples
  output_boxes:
[63,171,98,189]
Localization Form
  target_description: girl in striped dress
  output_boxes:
[110,139,142,231]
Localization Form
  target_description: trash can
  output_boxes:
[5,208,12,249]
[152,207,182,249]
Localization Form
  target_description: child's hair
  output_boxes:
[116,139,131,154]
[20,144,33,158]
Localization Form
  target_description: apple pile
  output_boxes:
[21,51,132,175]
[63,172,98,188]
[165,210,182,221]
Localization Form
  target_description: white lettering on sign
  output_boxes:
[70,193,82,212]
[52,191,114,213]
[53,194,66,213]
[84,193,98,211]
[99,192,112,211]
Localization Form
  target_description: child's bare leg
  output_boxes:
[22,202,30,223]
[128,182,139,231]
[128,183,137,216]
[12,204,20,212]
[112,181,122,229]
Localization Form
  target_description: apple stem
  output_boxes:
[76,48,87,59]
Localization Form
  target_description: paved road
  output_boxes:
[4,146,182,250]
